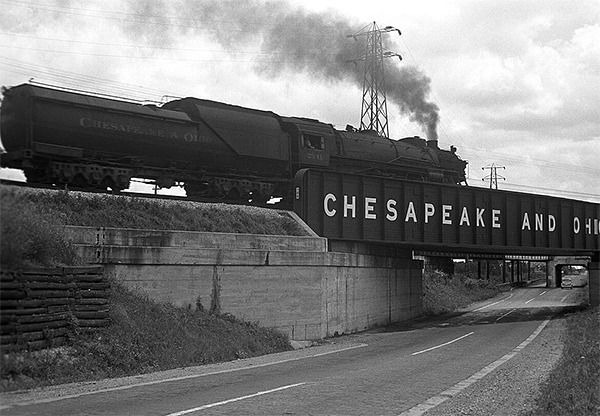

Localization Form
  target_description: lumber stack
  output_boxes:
[0,266,108,351]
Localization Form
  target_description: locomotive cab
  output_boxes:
[280,117,333,171]
[299,132,329,166]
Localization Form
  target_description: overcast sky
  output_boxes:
[1,0,599,202]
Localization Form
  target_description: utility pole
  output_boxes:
[482,163,506,189]
[347,22,401,138]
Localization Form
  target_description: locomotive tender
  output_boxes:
[0,83,467,204]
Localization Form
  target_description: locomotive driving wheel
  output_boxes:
[70,173,89,188]
[226,187,242,202]
[184,181,214,198]
[24,167,49,184]
[99,176,123,193]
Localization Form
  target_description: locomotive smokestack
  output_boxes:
[427,139,439,149]
[123,0,440,139]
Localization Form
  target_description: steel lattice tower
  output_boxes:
[348,22,401,138]
[482,163,506,189]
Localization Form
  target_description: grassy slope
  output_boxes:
[526,307,600,416]
[1,185,300,391]
[0,185,307,269]
[1,279,291,391]
[1,185,306,234]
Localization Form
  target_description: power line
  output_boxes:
[2,1,245,30]
[0,44,264,62]
[396,37,600,179]
[486,182,600,203]
[0,31,275,55]
[465,146,600,176]
[0,57,174,101]
[2,0,341,34]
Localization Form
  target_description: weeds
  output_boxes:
[0,192,78,268]
[0,279,291,391]
[0,184,307,268]
[422,270,500,315]
[526,307,600,415]
[422,271,599,415]
[1,185,297,391]
[0,185,307,236]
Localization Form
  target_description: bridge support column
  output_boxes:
[590,251,599,307]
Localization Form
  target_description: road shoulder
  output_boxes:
[418,316,566,416]
[0,339,365,410]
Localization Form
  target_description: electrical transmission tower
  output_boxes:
[348,22,401,138]
[482,163,506,189]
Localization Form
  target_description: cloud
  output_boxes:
[119,0,441,138]
[0,0,598,201]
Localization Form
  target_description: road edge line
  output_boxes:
[398,318,551,416]
[472,292,514,312]
[0,343,367,410]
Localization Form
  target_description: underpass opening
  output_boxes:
[556,263,589,289]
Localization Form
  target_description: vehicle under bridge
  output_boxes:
[293,169,600,305]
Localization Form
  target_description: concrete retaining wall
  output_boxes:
[67,226,422,340]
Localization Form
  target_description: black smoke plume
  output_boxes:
[127,0,440,139]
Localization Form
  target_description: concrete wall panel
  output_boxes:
[70,226,422,340]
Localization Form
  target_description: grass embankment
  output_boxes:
[527,307,600,416]
[0,279,291,391]
[0,185,295,391]
[0,185,307,269]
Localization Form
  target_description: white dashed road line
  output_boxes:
[473,293,514,312]
[0,344,367,410]
[495,308,517,322]
[411,332,475,356]
[164,383,307,415]
[398,319,551,416]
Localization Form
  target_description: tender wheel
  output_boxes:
[100,176,122,193]
[24,168,48,184]
[250,189,269,205]
[70,173,89,188]
[227,187,242,201]
[185,181,213,198]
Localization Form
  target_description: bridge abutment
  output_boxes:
[67,226,423,340]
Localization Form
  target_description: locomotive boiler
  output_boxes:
[0,83,468,204]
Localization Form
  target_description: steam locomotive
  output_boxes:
[0,83,467,204]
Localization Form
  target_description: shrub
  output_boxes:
[0,185,308,236]
[1,279,291,391]
[0,194,77,268]
[422,270,500,315]
[528,307,600,415]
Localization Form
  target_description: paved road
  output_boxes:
[1,285,586,416]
